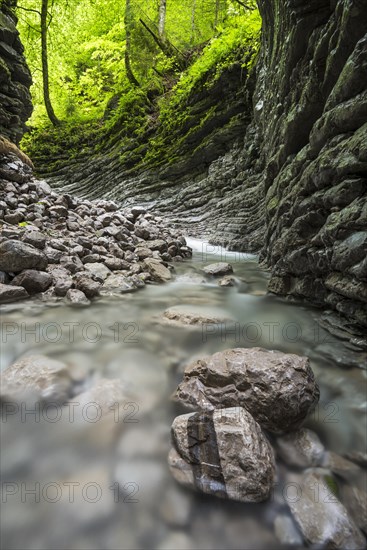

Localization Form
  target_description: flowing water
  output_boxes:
[1,238,366,549]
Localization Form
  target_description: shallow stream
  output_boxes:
[1,238,366,549]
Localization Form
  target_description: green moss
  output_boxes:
[0,56,11,79]
[323,475,339,498]
[267,197,279,211]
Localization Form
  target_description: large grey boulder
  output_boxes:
[143,258,172,282]
[73,273,101,298]
[0,282,28,303]
[173,347,319,434]
[11,269,52,294]
[0,355,72,404]
[168,407,275,503]
[203,262,233,276]
[66,288,90,307]
[0,240,47,272]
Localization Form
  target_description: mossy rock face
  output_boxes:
[0,6,32,144]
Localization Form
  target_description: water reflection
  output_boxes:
[1,238,366,549]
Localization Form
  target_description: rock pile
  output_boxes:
[0,154,192,305]
[169,347,320,502]
[168,348,367,549]
[169,348,367,548]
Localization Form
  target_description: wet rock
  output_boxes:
[218,275,236,287]
[144,258,172,282]
[73,274,101,298]
[73,378,129,417]
[11,269,52,294]
[66,288,90,307]
[169,407,275,502]
[287,471,365,549]
[60,255,84,273]
[322,451,362,480]
[44,246,63,263]
[203,262,233,276]
[275,428,325,468]
[0,282,28,303]
[49,266,73,296]
[0,355,72,404]
[343,452,367,469]
[340,485,367,535]
[158,486,192,527]
[163,306,232,326]
[274,514,303,546]
[130,206,146,218]
[0,271,10,284]
[0,240,47,272]
[4,210,23,224]
[173,347,319,434]
[175,272,206,284]
[104,257,129,270]
[147,239,167,253]
[136,247,153,260]
[84,262,111,281]
[22,231,46,249]
[101,273,136,293]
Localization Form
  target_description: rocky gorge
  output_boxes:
[1,0,367,549]
[23,0,367,334]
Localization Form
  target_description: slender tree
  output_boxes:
[190,0,197,43]
[214,0,220,28]
[41,0,60,126]
[124,0,140,86]
[158,0,166,39]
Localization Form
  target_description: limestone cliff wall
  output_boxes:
[0,2,32,144]
[256,0,367,327]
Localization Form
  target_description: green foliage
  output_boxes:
[19,0,262,171]
[159,9,261,124]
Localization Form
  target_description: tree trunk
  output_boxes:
[190,0,196,43]
[139,18,185,69]
[158,0,166,39]
[124,0,140,86]
[41,0,60,126]
[214,0,220,28]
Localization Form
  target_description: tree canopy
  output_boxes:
[16,0,260,127]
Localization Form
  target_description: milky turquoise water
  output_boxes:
[1,238,366,549]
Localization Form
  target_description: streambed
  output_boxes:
[1,238,366,550]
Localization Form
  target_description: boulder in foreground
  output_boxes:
[173,347,319,433]
[168,407,275,502]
